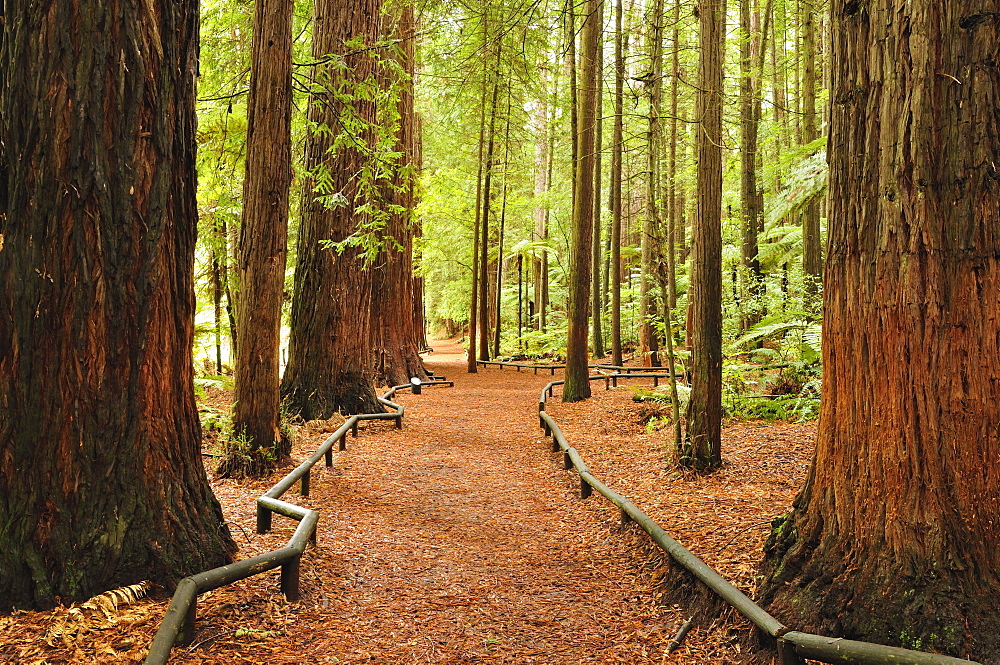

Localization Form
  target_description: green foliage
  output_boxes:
[733,318,822,364]
[725,392,820,423]
[721,358,822,423]
[764,138,828,228]
[216,431,274,477]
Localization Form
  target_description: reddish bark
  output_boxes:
[227,0,294,475]
[760,3,1000,658]
[0,0,235,607]
[372,3,428,387]
[281,0,383,419]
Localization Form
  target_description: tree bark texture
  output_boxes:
[467,74,488,373]
[609,0,626,367]
[739,0,766,333]
[640,0,664,368]
[759,3,1000,659]
[372,3,427,387]
[532,65,550,333]
[281,0,383,419]
[682,0,725,470]
[562,0,600,403]
[413,115,428,352]
[477,76,500,363]
[0,0,236,608]
[666,0,681,315]
[590,0,605,359]
[228,0,294,474]
[800,0,822,308]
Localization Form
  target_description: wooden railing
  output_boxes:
[144,378,454,665]
[537,373,978,665]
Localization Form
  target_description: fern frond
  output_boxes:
[802,324,823,356]
[733,320,809,349]
[44,581,152,648]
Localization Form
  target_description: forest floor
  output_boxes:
[0,339,815,665]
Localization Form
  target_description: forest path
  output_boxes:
[186,339,680,664]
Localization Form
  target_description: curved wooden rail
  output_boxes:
[476,359,682,377]
[144,379,454,665]
[536,374,978,665]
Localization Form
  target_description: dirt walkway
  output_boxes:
[178,340,682,664]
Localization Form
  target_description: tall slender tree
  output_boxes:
[227,0,294,475]
[590,0,606,358]
[738,0,766,333]
[477,72,500,363]
[760,2,1000,657]
[609,0,627,367]
[681,0,725,470]
[467,72,489,373]
[532,64,551,334]
[562,0,601,402]
[0,0,235,607]
[640,0,664,367]
[800,0,822,310]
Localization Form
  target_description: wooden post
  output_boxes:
[256,505,272,534]
[280,555,300,601]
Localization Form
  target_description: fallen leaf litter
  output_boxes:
[0,339,813,664]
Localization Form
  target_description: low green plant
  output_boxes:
[725,382,821,423]
[199,405,228,431]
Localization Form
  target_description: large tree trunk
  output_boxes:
[682,0,725,470]
[562,0,600,403]
[372,3,428,387]
[280,0,383,419]
[0,0,236,608]
[227,0,294,476]
[759,3,1000,659]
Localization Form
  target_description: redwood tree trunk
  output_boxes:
[800,0,822,309]
[281,0,383,419]
[228,0,294,475]
[562,0,600,403]
[590,0,605,359]
[682,0,725,470]
[372,3,428,387]
[478,75,500,363]
[0,0,235,608]
[609,0,626,367]
[739,0,765,333]
[760,3,1000,658]
[640,0,664,368]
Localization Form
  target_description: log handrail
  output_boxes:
[475,358,681,376]
[537,374,979,665]
[144,379,454,665]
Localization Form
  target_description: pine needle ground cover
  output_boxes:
[0,340,812,663]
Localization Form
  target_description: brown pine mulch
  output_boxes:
[0,339,814,664]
